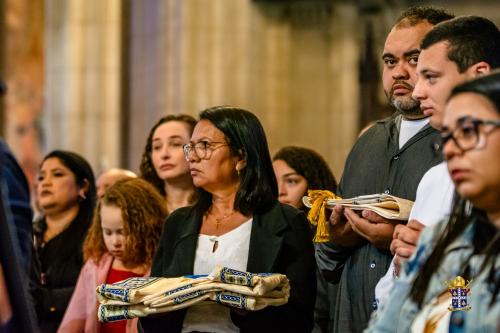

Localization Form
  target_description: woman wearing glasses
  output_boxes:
[139,115,197,213]
[366,72,500,332]
[140,106,316,332]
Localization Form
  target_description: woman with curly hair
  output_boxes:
[139,115,197,213]
[58,178,168,333]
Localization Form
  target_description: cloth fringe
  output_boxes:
[306,190,340,243]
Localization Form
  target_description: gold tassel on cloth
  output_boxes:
[306,190,340,243]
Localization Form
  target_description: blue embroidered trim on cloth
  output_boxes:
[220,267,253,286]
[215,291,247,309]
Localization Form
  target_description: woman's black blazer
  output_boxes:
[139,201,316,333]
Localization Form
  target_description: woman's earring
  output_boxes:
[79,192,87,201]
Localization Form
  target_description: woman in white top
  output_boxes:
[139,106,316,333]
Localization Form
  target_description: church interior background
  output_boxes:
[1,0,499,194]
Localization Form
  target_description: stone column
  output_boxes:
[126,0,361,178]
[44,0,122,174]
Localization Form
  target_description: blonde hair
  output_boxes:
[83,178,167,268]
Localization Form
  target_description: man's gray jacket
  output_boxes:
[316,113,443,333]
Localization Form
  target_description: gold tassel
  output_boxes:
[306,190,340,243]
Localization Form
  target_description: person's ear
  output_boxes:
[467,61,491,78]
[79,179,90,200]
[236,160,247,174]
[235,149,247,174]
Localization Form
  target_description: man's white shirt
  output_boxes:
[374,162,455,309]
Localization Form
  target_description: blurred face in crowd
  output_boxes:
[100,204,127,263]
[185,120,241,193]
[37,157,86,214]
[96,169,136,199]
[382,21,434,119]
[273,159,308,209]
[442,92,500,213]
[413,41,481,129]
[151,121,191,183]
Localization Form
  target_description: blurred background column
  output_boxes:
[126,0,360,177]
[44,0,122,175]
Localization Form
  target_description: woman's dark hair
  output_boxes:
[273,146,337,204]
[193,106,278,217]
[139,114,197,196]
[410,72,500,308]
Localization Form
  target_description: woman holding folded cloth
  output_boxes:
[139,106,316,332]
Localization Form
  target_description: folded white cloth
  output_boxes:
[96,267,290,323]
[303,193,414,220]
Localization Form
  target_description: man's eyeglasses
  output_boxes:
[440,116,500,152]
[183,141,229,161]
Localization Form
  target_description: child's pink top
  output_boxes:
[57,253,148,333]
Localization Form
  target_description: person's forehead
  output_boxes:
[383,22,433,56]
[153,121,189,138]
[42,157,69,170]
[100,204,123,224]
[192,120,224,140]
[444,92,497,124]
[417,42,453,72]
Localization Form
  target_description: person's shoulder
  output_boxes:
[0,139,18,165]
[419,162,451,188]
[81,257,101,273]
[0,138,9,153]
[167,206,195,221]
[427,161,448,175]
[354,113,397,144]
[419,218,449,245]
[259,202,309,234]
[263,201,303,219]
[164,205,197,232]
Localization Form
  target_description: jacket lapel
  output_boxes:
[169,204,289,275]
[247,203,288,273]
[171,212,201,276]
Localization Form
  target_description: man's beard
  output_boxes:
[386,91,423,119]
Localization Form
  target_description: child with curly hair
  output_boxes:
[58,178,168,333]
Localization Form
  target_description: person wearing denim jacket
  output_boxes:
[365,213,500,332]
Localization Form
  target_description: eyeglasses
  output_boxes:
[440,116,500,152]
[183,141,229,161]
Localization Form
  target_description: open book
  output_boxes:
[302,193,414,221]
